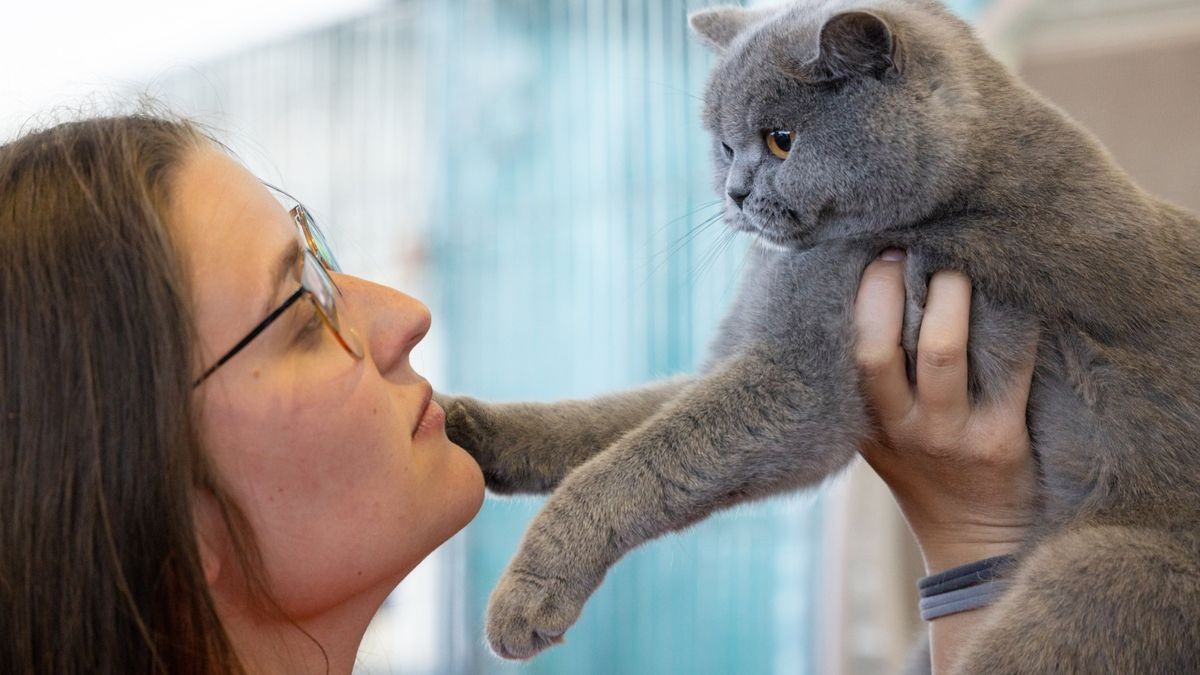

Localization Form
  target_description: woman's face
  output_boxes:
[174,144,484,620]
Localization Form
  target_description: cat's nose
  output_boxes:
[727,187,750,208]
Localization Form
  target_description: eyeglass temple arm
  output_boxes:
[192,288,307,387]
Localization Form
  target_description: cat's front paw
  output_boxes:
[485,565,586,660]
[436,394,490,460]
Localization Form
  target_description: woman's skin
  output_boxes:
[176,145,485,673]
[853,249,1038,674]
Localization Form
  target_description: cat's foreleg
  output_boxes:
[436,377,689,494]
[483,347,867,659]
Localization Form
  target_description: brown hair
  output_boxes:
[0,111,259,673]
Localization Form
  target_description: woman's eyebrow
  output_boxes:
[264,239,303,317]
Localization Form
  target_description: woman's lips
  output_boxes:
[413,384,445,439]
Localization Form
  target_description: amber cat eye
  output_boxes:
[765,130,794,160]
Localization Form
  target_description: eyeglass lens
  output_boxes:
[294,207,343,273]
[299,249,363,358]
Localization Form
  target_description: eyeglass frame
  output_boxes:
[191,204,363,387]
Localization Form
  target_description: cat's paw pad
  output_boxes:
[485,568,583,660]
[438,395,488,456]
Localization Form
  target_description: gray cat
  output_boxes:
[436,0,1200,670]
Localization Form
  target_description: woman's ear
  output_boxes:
[191,488,225,587]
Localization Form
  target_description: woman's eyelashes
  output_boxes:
[295,305,325,348]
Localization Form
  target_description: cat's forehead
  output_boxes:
[702,14,822,125]
[700,0,951,126]
[717,0,907,69]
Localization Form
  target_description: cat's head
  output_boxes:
[691,1,987,250]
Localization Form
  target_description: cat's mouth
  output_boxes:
[730,208,809,249]
[755,227,805,248]
[728,197,849,251]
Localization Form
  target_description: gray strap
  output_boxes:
[919,580,1011,620]
[918,553,1016,597]
[917,554,1017,621]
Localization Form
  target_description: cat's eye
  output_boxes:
[765,130,794,160]
[721,142,734,159]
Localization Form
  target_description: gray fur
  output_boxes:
[438,0,1200,667]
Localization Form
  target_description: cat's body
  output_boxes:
[438,1,1200,670]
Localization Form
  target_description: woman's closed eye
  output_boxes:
[295,304,325,348]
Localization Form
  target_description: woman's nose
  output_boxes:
[337,274,431,377]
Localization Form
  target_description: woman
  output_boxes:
[0,114,483,674]
[0,113,1032,674]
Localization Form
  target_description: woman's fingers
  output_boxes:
[915,271,972,422]
[854,250,913,421]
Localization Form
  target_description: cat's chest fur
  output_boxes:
[705,238,1034,406]
[698,222,1200,529]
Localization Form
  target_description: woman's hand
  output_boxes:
[853,250,1038,573]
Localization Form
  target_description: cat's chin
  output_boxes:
[746,222,820,252]
[753,236,793,252]
[745,207,900,252]
[728,211,825,251]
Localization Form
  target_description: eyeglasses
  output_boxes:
[192,205,364,387]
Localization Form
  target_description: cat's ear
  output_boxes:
[813,11,904,81]
[689,6,773,52]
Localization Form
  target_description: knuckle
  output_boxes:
[855,348,895,377]
[972,432,1031,470]
[903,418,966,457]
[975,448,1018,469]
[923,432,960,456]
[918,344,962,371]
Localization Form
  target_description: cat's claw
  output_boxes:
[485,568,582,660]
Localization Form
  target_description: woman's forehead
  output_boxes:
[170,146,297,347]
[172,148,292,254]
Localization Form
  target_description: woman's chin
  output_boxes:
[460,447,486,516]
[442,439,486,529]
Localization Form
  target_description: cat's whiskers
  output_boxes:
[648,199,723,242]
[641,204,727,287]
[690,227,741,288]
[731,235,756,284]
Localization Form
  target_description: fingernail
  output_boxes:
[878,248,905,262]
